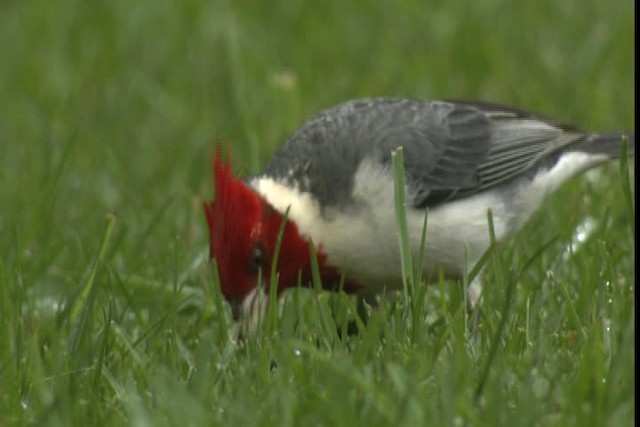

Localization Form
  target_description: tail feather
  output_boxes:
[576,132,635,159]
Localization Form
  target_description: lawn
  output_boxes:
[0,0,634,425]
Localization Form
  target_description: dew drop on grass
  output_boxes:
[293,348,301,357]
[32,295,61,317]
[533,376,550,399]
[562,217,597,260]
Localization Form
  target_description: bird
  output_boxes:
[203,97,634,335]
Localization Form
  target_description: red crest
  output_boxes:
[204,149,264,299]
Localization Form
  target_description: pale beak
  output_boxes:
[235,285,269,337]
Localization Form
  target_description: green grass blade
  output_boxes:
[475,233,558,402]
[266,206,291,335]
[391,148,414,306]
[619,136,634,234]
[309,240,339,341]
[414,211,428,283]
[208,259,232,341]
[467,242,495,286]
[68,213,117,354]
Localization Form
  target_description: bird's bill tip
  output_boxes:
[232,286,270,338]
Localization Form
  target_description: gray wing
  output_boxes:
[262,97,583,209]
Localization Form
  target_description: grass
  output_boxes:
[0,0,634,425]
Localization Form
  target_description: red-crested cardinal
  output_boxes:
[204,98,634,334]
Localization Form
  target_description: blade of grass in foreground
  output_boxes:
[619,136,634,234]
[309,240,341,342]
[209,260,232,342]
[266,206,291,336]
[475,223,559,402]
[391,148,414,307]
[68,213,117,354]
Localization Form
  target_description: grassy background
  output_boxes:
[0,0,634,425]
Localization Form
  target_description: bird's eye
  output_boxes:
[250,244,266,273]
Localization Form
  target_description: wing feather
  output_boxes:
[262,97,585,210]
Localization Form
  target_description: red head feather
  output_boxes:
[204,149,264,299]
[204,149,357,305]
